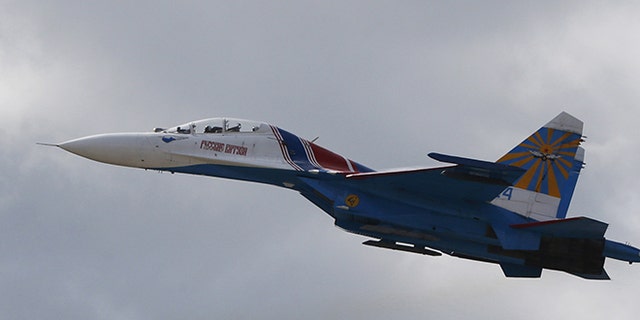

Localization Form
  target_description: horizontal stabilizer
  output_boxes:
[429,152,522,171]
[363,240,442,256]
[511,217,608,239]
[500,263,542,278]
[428,152,525,185]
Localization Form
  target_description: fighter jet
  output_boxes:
[49,113,640,279]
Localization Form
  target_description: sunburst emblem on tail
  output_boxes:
[497,114,583,198]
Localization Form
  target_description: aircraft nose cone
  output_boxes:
[58,136,100,158]
[59,133,152,167]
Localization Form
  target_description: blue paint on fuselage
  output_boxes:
[275,128,317,171]
[156,164,306,187]
[155,163,510,262]
[154,162,634,276]
[604,240,640,263]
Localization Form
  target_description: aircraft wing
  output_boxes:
[345,153,525,204]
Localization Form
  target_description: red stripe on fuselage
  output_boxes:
[309,143,358,173]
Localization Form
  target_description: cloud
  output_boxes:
[2,1,640,319]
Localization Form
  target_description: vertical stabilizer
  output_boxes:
[492,112,585,220]
[556,146,585,218]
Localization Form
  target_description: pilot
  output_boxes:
[227,123,241,132]
[177,126,190,134]
[204,125,223,133]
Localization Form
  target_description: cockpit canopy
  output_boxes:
[155,118,271,135]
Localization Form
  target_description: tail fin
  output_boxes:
[492,112,585,220]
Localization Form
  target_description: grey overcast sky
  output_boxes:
[2,1,640,319]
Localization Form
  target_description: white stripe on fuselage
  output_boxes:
[301,139,322,169]
[269,125,303,171]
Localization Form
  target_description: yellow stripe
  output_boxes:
[547,161,561,197]
[533,160,546,192]
[515,159,541,190]
[532,132,544,147]
[546,128,554,144]
[556,151,576,158]
[556,160,569,179]
[519,141,539,149]
[511,156,535,168]
[498,151,531,163]
[551,132,573,147]
[557,139,581,149]
[556,157,571,168]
